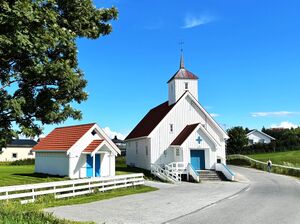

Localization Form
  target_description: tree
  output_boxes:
[226,126,248,154]
[0,0,118,147]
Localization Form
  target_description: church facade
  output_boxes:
[125,55,229,177]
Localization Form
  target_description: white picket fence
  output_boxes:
[0,173,144,204]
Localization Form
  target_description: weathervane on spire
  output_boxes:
[179,40,184,68]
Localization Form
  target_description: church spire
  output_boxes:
[180,51,184,69]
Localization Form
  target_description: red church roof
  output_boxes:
[171,123,199,146]
[33,123,95,151]
[83,140,104,153]
[125,101,175,140]
[167,53,198,83]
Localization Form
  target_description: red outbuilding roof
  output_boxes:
[171,123,199,146]
[83,140,104,153]
[125,101,175,140]
[33,123,96,151]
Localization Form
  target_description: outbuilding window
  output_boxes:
[176,148,180,156]
[12,153,17,159]
[145,146,148,156]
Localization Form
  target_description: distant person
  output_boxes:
[267,159,272,173]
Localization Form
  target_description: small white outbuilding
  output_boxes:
[32,123,120,179]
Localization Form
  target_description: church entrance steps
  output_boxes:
[198,170,222,181]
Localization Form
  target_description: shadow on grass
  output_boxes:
[12,172,67,179]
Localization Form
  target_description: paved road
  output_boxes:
[168,166,300,224]
[46,175,248,224]
[46,167,300,224]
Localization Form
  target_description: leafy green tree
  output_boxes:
[0,0,118,146]
[226,126,248,154]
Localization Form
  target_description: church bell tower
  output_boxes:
[168,53,199,105]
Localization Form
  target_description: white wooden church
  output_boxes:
[125,54,234,182]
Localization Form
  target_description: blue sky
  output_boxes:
[42,0,300,138]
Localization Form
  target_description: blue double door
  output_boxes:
[190,150,205,171]
[86,154,101,177]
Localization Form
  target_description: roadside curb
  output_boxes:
[162,183,251,224]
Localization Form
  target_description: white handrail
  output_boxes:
[215,163,235,181]
[187,163,200,182]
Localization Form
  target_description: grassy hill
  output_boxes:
[249,150,300,168]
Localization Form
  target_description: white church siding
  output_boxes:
[126,138,151,170]
[149,94,226,167]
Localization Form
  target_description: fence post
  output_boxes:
[72,183,75,197]
[6,191,8,202]
[53,186,56,198]
[32,189,35,202]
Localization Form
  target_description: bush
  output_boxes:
[6,159,35,166]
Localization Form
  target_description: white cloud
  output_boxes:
[270,121,299,129]
[251,111,300,117]
[103,127,127,140]
[210,113,220,118]
[182,14,216,29]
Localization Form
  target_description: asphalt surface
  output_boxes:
[168,166,300,224]
[46,166,300,224]
[46,175,248,224]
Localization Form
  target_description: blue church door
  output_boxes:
[190,150,205,171]
[86,154,101,177]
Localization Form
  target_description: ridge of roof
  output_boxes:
[7,139,37,147]
[171,123,200,146]
[33,123,95,151]
[247,129,276,140]
[83,139,104,153]
[125,101,175,140]
[55,123,96,129]
[167,68,198,83]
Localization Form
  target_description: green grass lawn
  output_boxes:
[248,150,300,168]
[0,165,68,187]
[0,157,158,224]
[0,156,154,187]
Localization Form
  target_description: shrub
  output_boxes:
[10,159,35,166]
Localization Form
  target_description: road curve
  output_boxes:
[168,166,300,224]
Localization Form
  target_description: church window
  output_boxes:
[176,148,180,156]
[185,82,188,90]
[169,124,174,133]
[145,146,148,156]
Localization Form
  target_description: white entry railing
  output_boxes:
[187,163,200,182]
[215,163,235,181]
[0,173,144,204]
[151,163,177,182]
